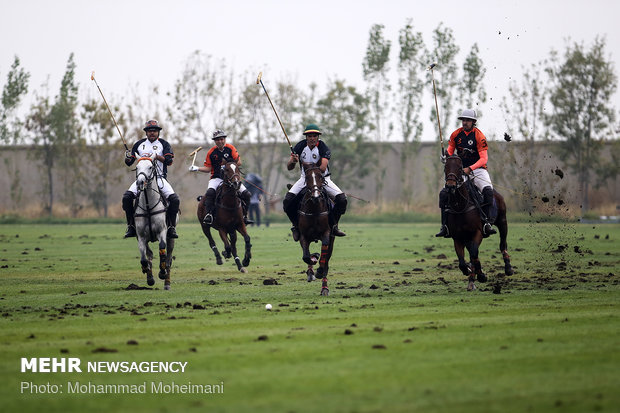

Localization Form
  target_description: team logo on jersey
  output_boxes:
[468,140,473,146]
[224,153,230,159]
[153,145,158,150]
[312,153,317,159]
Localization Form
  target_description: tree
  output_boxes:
[459,43,487,113]
[425,23,460,195]
[1,55,30,145]
[314,78,373,188]
[499,61,552,212]
[1,56,30,211]
[81,97,126,217]
[166,51,236,144]
[546,37,617,212]
[363,24,391,141]
[396,19,426,209]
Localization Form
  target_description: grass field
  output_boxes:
[1,222,619,413]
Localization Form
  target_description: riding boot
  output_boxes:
[166,193,180,239]
[481,186,497,238]
[435,188,450,237]
[203,188,216,225]
[331,193,348,237]
[283,192,300,241]
[122,191,137,238]
[240,190,254,225]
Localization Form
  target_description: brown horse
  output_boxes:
[297,162,334,296]
[443,155,514,290]
[197,161,252,272]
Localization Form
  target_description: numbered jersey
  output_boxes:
[204,144,240,179]
[293,140,331,178]
[128,138,174,178]
[447,127,488,169]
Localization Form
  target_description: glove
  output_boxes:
[440,154,446,164]
[189,165,199,172]
[125,150,132,160]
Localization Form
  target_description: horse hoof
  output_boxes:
[320,288,329,296]
[505,267,514,276]
[242,259,250,267]
[240,267,247,273]
[158,271,166,280]
[477,273,487,283]
[216,258,223,265]
[164,284,171,290]
[146,275,155,286]
[467,282,476,291]
[307,269,316,282]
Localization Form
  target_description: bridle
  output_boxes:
[445,156,465,190]
[222,162,242,191]
[304,165,324,199]
[135,157,164,216]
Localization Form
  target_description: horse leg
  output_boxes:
[495,198,514,276]
[229,231,244,272]
[140,240,154,286]
[467,240,487,283]
[164,237,174,290]
[454,240,475,291]
[307,252,319,282]
[316,233,332,281]
[203,226,223,265]
[158,235,168,284]
[219,229,232,259]
[238,227,252,268]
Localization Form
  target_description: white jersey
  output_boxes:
[129,138,174,179]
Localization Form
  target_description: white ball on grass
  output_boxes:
[265,304,272,310]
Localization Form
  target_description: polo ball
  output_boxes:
[265,304,272,310]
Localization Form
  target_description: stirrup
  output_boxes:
[244,216,254,225]
[203,213,213,225]
[483,223,496,237]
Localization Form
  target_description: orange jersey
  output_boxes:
[204,143,240,178]
[447,127,488,170]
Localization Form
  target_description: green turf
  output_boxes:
[1,222,618,413]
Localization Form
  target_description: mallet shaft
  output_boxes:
[90,72,129,151]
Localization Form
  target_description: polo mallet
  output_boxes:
[188,146,202,167]
[428,63,445,156]
[256,72,294,155]
[90,71,129,151]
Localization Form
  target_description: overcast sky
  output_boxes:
[1,0,619,141]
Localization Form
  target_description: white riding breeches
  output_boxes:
[129,177,175,198]
[466,168,493,192]
[208,177,247,192]
[289,175,343,198]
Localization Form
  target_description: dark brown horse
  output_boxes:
[297,162,334,296]
[443,155,514,290]
[197,161,252,272]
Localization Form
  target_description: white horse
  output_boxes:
[134,153,175,290]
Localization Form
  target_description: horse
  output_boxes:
[197,161,252,273]
[134,153,175,290]
[443,155,514,291]
[296,161,335,296]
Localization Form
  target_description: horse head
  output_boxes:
[135,153,156,191]
[222,161,242,191]
[444,155,464,193]
[303,162,324,199]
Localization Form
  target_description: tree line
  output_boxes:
[1,22,618,217]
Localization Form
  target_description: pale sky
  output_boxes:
[1,0,619,141]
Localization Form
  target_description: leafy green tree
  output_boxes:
[1,56,30,210]
[546,37,617,212]
[363,24,391,141]
[81,97,126,217]
[166,51,236,144]
[499,61,552,212]
[396,19,426,208]
[459,43,487,113]
[1,56,30,145]
[314,78,373,188]
[425,23,460,194]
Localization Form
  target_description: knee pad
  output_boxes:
[335,193,347,214]
[122,191,135,210]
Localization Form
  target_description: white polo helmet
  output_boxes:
[458,109,477,122]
